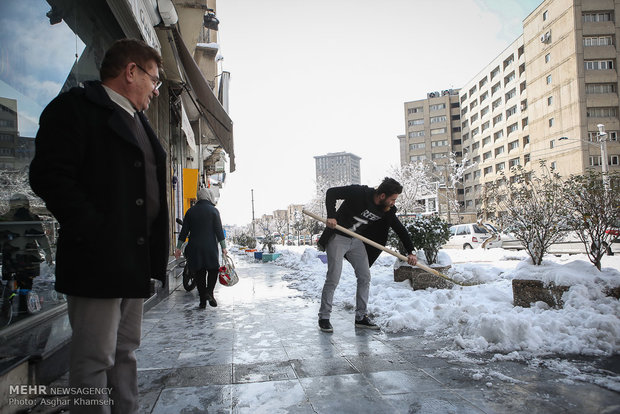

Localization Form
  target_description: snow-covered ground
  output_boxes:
[237,245,620,391]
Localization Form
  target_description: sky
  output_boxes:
[215,0,543,226]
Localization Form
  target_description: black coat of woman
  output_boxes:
[178,189,225,272]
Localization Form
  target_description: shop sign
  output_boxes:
[128,0,161,51]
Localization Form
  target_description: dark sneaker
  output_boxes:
[208,298,218,307]
[318,319,333,332]
[355,316,380,330]
[198,301,206,309]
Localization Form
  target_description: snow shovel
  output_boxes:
[302,209,467,287]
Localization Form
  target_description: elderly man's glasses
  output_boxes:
[135,63,162,90]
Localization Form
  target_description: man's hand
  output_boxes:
[174,248,182,259]
[326,218,337,229]
[222,248,228,256]
[407,253,417,266]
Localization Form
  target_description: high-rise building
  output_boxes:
[314,151,361,186]
[401,0,619,220]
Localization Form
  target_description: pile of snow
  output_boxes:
[265,246,619,376]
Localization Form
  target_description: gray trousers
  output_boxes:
[67,296,143,414]
[318,234,371,320]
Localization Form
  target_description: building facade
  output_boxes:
[401,0,619,221]
[314,151,362,186]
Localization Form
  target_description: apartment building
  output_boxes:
[314,151,361,186]
[401,0,619,220]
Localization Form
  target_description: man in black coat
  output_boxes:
[175,188,227,308]
[317,177,417,333]
[29,39,169,413]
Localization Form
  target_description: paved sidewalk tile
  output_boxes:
[137,254,620,413]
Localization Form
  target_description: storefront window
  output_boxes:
[0,0,121,329]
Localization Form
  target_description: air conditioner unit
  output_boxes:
[540,31,551,43]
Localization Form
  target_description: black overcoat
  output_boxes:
[29,81,169,298]
[178,200,225,271]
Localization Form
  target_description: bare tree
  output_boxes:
[563,170,620,270]
[389,161,433,216]
[488,161,569,265]
[272,214,289,245]
[0,168,42,214]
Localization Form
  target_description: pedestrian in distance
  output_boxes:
[29,38,169,413]
[317,177,417,333]
[175,187,227,309]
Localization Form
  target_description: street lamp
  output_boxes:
[559,123,609,191]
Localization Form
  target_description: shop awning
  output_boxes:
[171,27,235,172]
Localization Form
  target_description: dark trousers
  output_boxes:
[196,268,219,303]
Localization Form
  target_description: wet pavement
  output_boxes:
[136,254,620,413]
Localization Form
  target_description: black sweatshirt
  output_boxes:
[317,185,415,266]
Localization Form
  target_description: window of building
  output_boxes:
[492,97,502,110]
[474,170,481,179]
[522,117,529,128]
[496,162,505,172]
[431,140,448,147]
[543,10,548,20]
[503,54,514,69]
[432,152,448,159]
[451,114,461,121]
[410,155,427,161]
[471,127,479,137]
[509,157,520,167]
[469,85,477,96]
[483,151,492,160]
[520,81,527,94]
[430,115,447,123]
[409,142,426,150]
[586,83,616,94]
[550,139,555,149]
[523,135,530,146]
[495,146,505,156]
[551,161,557,170]
[482,121,490,132]
[484,166,493,175]
[462,132,469,141]
[451,102,459,108]
[472,141,480,150]
[524,154,531,164]
[480,91,489,102]
[407,107,423,114]
[584,60,615,70]
[546,74,552,84]
[408,119,424,126]
[480,106,489,117]
[429,103,446,111]
[452,139,462,146]
[507,123,518,134]
[582,12,613,22]
[479,76,488,88]
[491,66,500,80]
[584,36,613,46]
[470,99,478,109]
[461,94,468,103]
[508,140,519,151]
[431,127,447,135]
[470,113,479,123]
[482,136,491,146]
[610,155,619,165]
[504,71,515,86]
[409,130,425,137]
[545,53,551,63]
[491,82,501,95]
[590,156,601,166]
[547,96,553,105]
[494,130,504,141]
[473,155,480,163]
[549,118,554,127]
[505,88,516,101]
[587,107,618,117]
[519,63,526,76]
[452,126,462,133]
[506,105,517,118]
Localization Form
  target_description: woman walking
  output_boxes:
[175,188,227,308]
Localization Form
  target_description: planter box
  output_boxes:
[262,253,281,262]
[512,279,569,308]
[254,251,263,260]
[394,264,453,290]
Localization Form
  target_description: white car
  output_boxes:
[481,223,524,250]
[445,223,492,249]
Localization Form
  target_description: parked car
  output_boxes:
[444,223,492,249]
[481,223,524,250]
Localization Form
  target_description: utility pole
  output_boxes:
[251,189,256,237]
[597,124,610,192]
